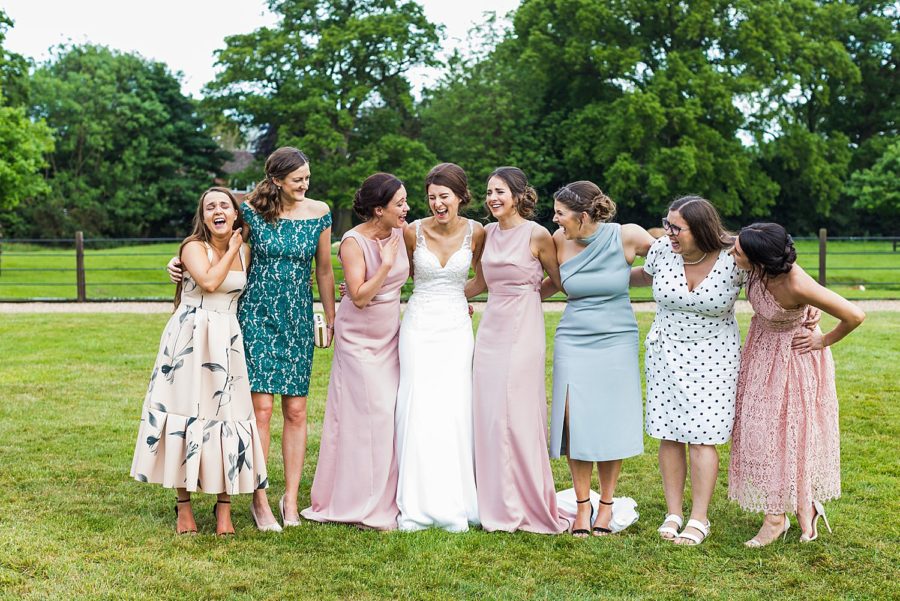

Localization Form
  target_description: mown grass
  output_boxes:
[0,311,897,600]
[1,238,898,301]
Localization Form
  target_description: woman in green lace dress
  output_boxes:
[239,147,335,530]
[169,147,336,531]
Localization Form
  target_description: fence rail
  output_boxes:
[1,230,898,302]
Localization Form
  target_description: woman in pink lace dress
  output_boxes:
[729,223,865,547]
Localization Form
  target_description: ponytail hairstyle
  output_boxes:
[487,166,538,219]
[553,180,616,223]
[246,146,309,224]
[353,172,403,220]
[668,195,733,253]
[174,187,244,310]
[738,222,797,281]
[424,163,471,208]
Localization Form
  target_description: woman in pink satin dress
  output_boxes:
[301,173,410,529]
[466,167,569,534]
[728,223,864,547]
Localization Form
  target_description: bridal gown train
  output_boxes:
[394,219,480,532]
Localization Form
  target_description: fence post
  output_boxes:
[75,231,87,302]
[818,228,827,286]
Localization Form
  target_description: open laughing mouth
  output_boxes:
[213,217,227,227]
[434,207,448,217]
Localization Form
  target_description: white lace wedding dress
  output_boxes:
[395,219,480,532]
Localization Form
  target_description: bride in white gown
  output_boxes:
[395,163,485,532]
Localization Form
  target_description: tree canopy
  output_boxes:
[3,44,227,238]
[0,10,53,217]
[205,0,442,231]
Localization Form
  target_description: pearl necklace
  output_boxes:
[682,252,708,265]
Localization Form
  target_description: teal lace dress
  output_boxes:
[238,202,332,397]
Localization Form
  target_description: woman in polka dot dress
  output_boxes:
[631,196,745,546]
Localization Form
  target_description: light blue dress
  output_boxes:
[550,223,644,462]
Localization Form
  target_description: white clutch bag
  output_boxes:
[313,313,329,348]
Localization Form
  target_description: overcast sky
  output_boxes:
[3,0,520,97]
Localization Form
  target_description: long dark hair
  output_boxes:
[738,222,797,281]
[173,187,244,310]
[487,166,538,219]
[668,196,733,253]
[246,146,309,224]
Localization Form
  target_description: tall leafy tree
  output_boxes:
[205,0,441,232]
[0,11,53,217]
[742,0,897,233]
[422,0,897,233]
[7,44,227,238]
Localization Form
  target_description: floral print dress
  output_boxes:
[238,203,332,397]
[131,245,268,494]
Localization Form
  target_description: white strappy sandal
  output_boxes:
[657,514,683,540]
[675,518,710,545]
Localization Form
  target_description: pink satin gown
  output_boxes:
[301,228,409,529]
[472,221,569,534]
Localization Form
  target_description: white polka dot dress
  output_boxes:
[643,237,747,445]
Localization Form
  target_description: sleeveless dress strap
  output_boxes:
[238,245,246,271]
[415,220,424,247]
[463,219,474,249]
[202,242,215,263]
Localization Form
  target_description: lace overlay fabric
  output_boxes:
[728,276,841,513]
[402,220,473,330]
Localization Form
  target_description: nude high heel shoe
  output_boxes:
[800,500,832,543]
[745,515,789,548]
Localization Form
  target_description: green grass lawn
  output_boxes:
[1,238,898,301]
[0,311,897,600]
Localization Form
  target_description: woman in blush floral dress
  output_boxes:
[729,223,864,547]
[132,188,267,536]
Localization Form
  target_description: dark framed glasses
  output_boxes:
[662,218,688,236]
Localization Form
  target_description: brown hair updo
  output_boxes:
[488,166,537,219]
[246,146,309,224]
[353,172,403,220]
[553,181,616,223]
[738,222,797,280]
[668,195,733,253]
[424,163,471,207]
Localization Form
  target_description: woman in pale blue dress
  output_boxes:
[544,181,654,537]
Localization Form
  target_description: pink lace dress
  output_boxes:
[728,276,840,514]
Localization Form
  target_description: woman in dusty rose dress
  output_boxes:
[465,167,568,534]
[301,173,409,529]
[728,223,864,547]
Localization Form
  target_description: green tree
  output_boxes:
[0,10,53,217]
[6,44,227,238]
[422,0,784,227]
[844,138,900,228]
[205,0,441,232]
[741,0,897,233]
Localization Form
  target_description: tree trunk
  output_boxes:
[332,206,354,237]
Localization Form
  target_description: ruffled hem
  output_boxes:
[130,407,268,495]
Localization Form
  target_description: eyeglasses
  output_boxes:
[662,218,689,236]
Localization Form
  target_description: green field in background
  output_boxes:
[0,238,897,301]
